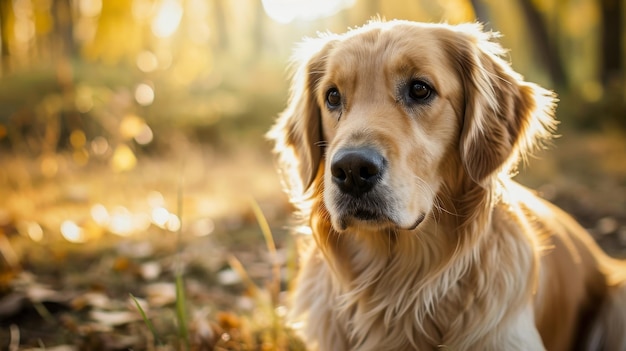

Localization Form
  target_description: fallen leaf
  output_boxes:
[22,345,77,351]
[71,291,111,310]
[89,310,139,326]
[140,261,161,280]
[144,282,177,307]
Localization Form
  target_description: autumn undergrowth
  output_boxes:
[131,172,304,350]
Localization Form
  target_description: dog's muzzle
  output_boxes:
[330,147,386,197]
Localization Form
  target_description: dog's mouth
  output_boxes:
[353,208,382,221]
[335,202,425,232]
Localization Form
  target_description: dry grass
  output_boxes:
[0,128,624,349]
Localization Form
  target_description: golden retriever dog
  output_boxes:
[268,20,626,350]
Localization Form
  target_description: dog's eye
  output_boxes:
[408,80,432,101]
[326,88,342,109]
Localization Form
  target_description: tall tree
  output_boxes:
[54,0,75,58]
[599,0,623,87]
[516,0,567,88]
[468,0,566,87]
[468,0,492,29]
[0,1,12,74]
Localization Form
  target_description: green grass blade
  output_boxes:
[175,272,189,349]
[175,171,190,350]
[130,294,162,345]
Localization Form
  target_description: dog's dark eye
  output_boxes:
[408,80,432,101]
[326,88,342,109]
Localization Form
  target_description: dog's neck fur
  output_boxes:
[305,169,535,349]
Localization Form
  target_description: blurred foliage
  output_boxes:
[0,0,623,163]
[0,1,624,349]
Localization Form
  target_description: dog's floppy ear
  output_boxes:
[446,24,557,184]
[267,38,334,198]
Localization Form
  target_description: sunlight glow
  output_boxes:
[151,0,183,38]
[109,207,135,236]
[78,0,102,17]
[61,221,86,243]
[91,204,110,226]
[132,0,157,21]
[151,206,170,228]
[165,214,181,232]
[294,225,313,236]
[21,221,43,242]
[262,0,356,24]
[14,19,35,44]
[133,213,152,232]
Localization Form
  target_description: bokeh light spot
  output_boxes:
[137,51,159,72]
[61,221,86,243]
[91,136,110,156]
[152,0,183,38]
[120,114,146,140]
[166,214,181,232]
[151,207,170,228]
[70,130,87,149]
[109,207,134,236]
[134,124,154,145]
[91,204,110,226]
[135,83,155,106]
[110,144,137,172]
[19,221,44,242]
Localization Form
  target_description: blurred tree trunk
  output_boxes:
[212,0,229,52]
[54,0,75,58]
[0,1,11,74]
[599,0,623,87]
[468,0,492,29]
[517,0,567,87]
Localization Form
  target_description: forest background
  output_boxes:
[0,0,624,349]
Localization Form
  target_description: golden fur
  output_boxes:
[268,20,626,350]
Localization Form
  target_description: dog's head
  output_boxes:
[269,20,556,234]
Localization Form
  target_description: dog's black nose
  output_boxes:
[331,148,385,196]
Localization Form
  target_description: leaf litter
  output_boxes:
[0,132,625,350]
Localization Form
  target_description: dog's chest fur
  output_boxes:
[290,204,536,351]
